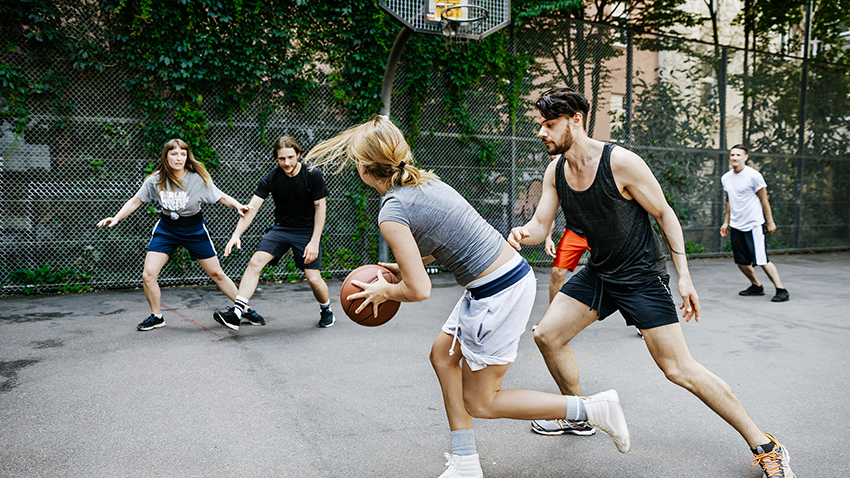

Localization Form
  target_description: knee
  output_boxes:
[306,273,322,288]
[207,268,228,282]
[429,347,454,372]
[142,268,158,284]
[534,324,567,352]
[462,394,496,419]
[246,257,267,274]
[550,268,567,284]
[305,274,327,293]
[658,360,696,390]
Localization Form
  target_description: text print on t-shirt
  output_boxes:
[159,190,189,211]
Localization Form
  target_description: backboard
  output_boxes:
[379,0,511,41]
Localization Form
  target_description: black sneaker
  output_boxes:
[137,314,165,331]
[530,418,597,436]
[739,284,765,296]
[771,289,790,302]
[318,308,335,328]
[241,308,266,326]
[213,307,240,331]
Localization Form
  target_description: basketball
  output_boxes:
[340,264,401,327]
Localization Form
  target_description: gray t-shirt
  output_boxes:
[379,180,504,285]
[134,172,223,218]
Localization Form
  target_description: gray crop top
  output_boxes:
[379,180,504,285]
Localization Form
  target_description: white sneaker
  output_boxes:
[582,389,631,453]
[438,453,483,478]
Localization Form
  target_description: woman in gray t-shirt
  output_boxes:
[97,139,250,332]
[305,117,629,477]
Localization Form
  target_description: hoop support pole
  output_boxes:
[378,26,413,263]
[380,26,414,117]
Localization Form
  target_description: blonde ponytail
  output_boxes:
[304,116,438,187]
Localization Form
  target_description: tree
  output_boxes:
[514,0,701,136]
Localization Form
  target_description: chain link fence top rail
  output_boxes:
[2,17,849,294]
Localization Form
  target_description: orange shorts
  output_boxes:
[553,228,589,271]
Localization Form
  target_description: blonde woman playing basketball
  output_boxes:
[305,116,630,478]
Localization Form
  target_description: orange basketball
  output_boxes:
[340,264,401,327]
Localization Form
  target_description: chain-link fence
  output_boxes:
[3,17,849,294]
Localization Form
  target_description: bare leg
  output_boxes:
[548,266,568,304]
[430,332,569,428]
[304,268,330,304]
[642,323,766,448]
[736,264,761,286]
[533,293,599,396]
[760,262,784,289]
[142,251,170,315]
[430,332,472,431]
[460,361,569,420]
[197,256,238,301]
[237,251,276,300]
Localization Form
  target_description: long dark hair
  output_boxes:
[153,139,212,191]
[272,135,303,159]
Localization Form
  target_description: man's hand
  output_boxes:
[765,221,776,233]
[678,278,701,323]
[508,227,530,251]
[303,239,320,264]
[545,235,557,258]
[720,223,729,237]
[224,236,241,257]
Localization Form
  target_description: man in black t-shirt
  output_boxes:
[213,135,335,330]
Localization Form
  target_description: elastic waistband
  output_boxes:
[467,258,531,300]
[160,212,204,227]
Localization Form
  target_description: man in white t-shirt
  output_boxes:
[720,145,789,302]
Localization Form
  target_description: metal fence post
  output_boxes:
[795,0,812,248]
[510,25,518,228]
[624,28,633,146]
[716,46,728,252]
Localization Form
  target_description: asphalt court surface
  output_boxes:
[2,252,849,477]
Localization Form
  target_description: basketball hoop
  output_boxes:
[440,4,489,44]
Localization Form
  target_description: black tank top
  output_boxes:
[555,143,666,284]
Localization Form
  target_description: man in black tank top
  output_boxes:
[507,88,794,477]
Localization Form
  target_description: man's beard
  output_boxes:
[545,130,574,155]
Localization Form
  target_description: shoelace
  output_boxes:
[443,452,459,470]
[549,419,585,429]
[751,449,784,477]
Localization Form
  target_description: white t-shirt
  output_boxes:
[721,165,767,232]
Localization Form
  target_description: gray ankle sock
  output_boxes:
[451,429,477,456]
[566,396,588,422]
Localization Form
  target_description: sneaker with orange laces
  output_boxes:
[751,433,794,477]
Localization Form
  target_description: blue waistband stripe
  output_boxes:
[468,260,531,300]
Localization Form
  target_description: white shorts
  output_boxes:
[441,255,537,371]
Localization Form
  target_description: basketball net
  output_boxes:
[441,20,473,47]
[439,4,488,49]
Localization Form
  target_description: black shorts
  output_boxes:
[255,225,322,270]
[729,226,769,266]
[560,267,679,330]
